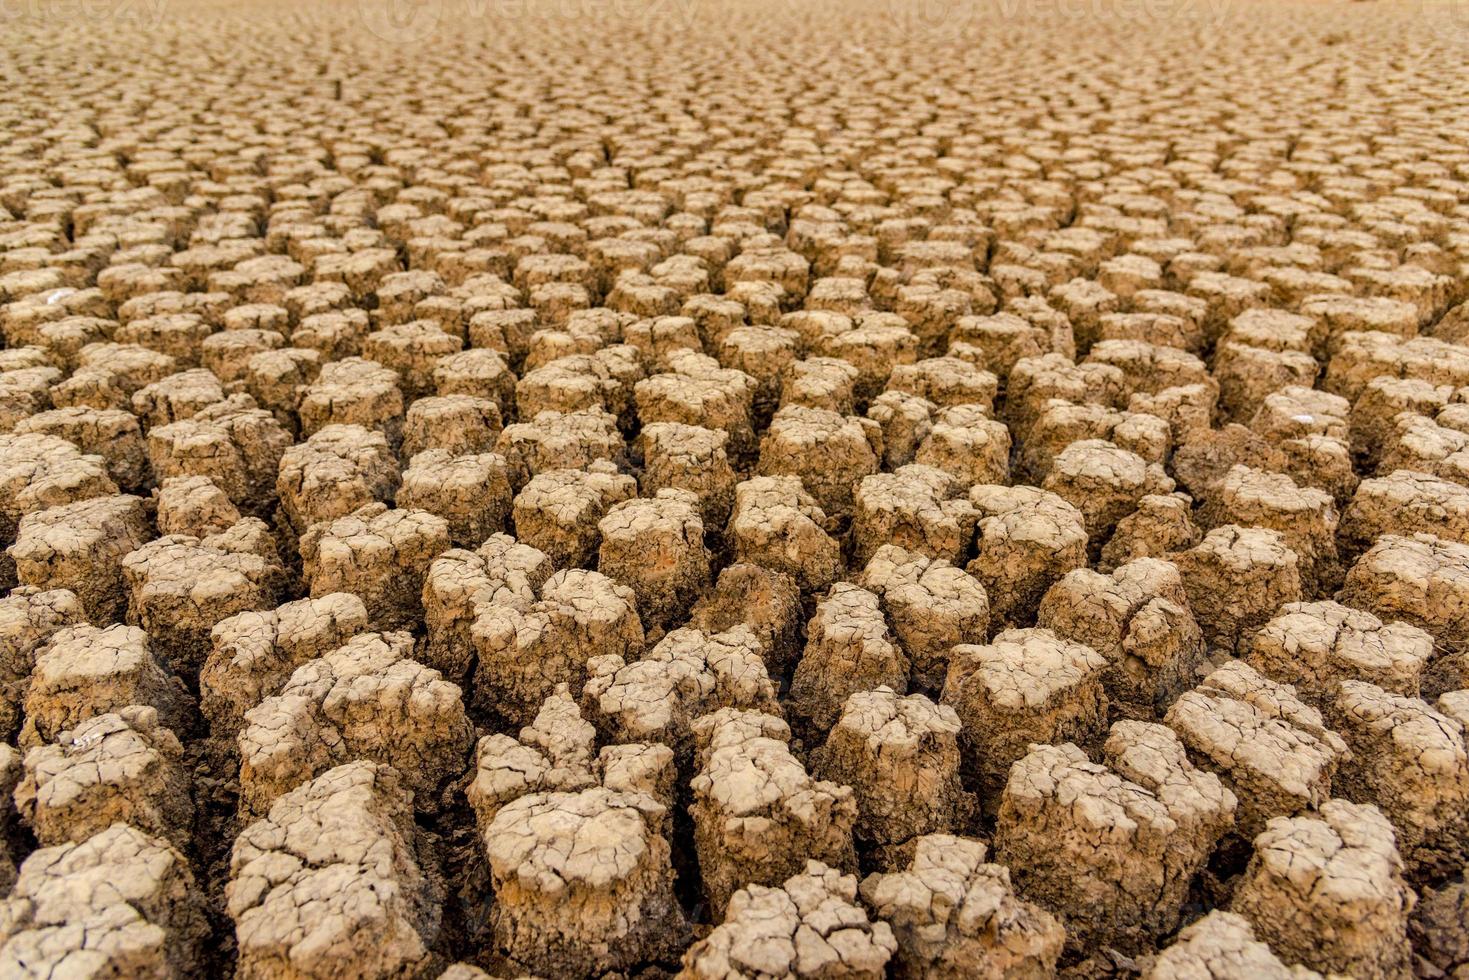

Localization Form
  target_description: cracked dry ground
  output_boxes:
[3,0,1469,975]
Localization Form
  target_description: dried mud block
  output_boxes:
[942,628,1107,799]
[275,423,399,535]
[1205,465,1340,596]
[913,404,1011,487]
[511,465,636,568]
[516,349,642,427]
[154,476,241,538]
[301,503,449,630]
[297,356,405,444]
[51,343,172,412]
[434,347,518,418]
[729,475,842,593]
[1380,411,1469,487]
[680,860,894,979]
[1020,399,1170,484]
[121,533,284,675]
[485,787,686,976]
[815,315,918,404]
[1410,880,1469,979]
[1042,439,1174,550]
[237,631,473,816]
[637,422,736,525]
[15,705,191,848]
[689,563,803,675]
[1213,342,1318,423]
[1038,558,1204,716]
[1249,385,1349,446]
[858,545,988,694]
[1325,681,1469,877]
[1324,331,1469,404]
[0,434,118,565]
[1173,526,1302,655]
[13,406,148,491]
[0,587,84,740]
[851,464,976,568]
[9,494,151,625]
[472,568,643,727]
[1141,911,1321,980]
[689,709,857,918]
[597,489,710,631]
[781,356,860,415]
[1340,469,1469,556]
[811,687,974,847]
[1231,800,1414,980]
[228,761,439,980]
[0,824,206,977]
[634,350,757,457]
[1005,353,1125,440]
[885,356,998,412]
[1245,601,1432,706]
[790,584,909,737]
[420,535,552,683]
[494,408,624,480]
[398,450,514,548]
[993,728,1234,950]
[1164,661,1348,839]
[967,485,1088,628]
[130,369,226,431]
[202,328,285,387]
[758,405,879,521]
[859,834,1064,978]
[363,321,462,399]
[865,390,935,471]
[583,625,777,761]
[241,346,321,427]
[148,396,293,515]
[1301,295,1419,354]
[1339,533,1469,654]
[1349,378,1453,465]
[201,592,368,740]
[950,311,1069,380]
[1099,492,1202,571]
[401,395,502,459]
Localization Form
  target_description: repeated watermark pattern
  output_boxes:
[0,0,167,28]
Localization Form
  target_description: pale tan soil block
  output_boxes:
[598,489,710,631]
[400,395,502,459]
[238,631,472,816]
[1248,385,1349,444]
[1005,352,1125,440]
[228,762,440,980]
[967,485,1088,628]
[858,544,988,694]
[434,347,518,418]
[781,356,860,414]
[1173,525,1303,655]
[274,423,401,534]
[729,475,842,593]
[757,405,879,521]
[1142,911,1323,980]
[420,535,553,683]
[147,395,293,516]
[1042,439,1174,550]
[0,434,118,564]
[1340,469,1469,555]
[1348,377,1452,465]
[637,422,737,525]
[1410,880,1469,980]
[516,348,642,426]
[1099,492,1202,571]
[790,583,909,737]
[851,464,977,569]
[1339,532,1469,654]
[690,709,857,918]
[130,368,225,430]
[297,355,405,444]
[1324,331,1469,403]
[494,407,625,480]
[680,861,894,979]
[1380,411,1469,487]
[1020,399,1169,484]
[994,725,1235,950]
[9,494,151,625]
[0,587,83,740]
[1037,557,1205,717]
[398,450,514,549]
[0,824,206,977]
[13,406,149,491]
[1231,800,1414,980]
[471,567,643,727]
[1164,662,1348,839]
[511,465,635,568]
[301,503,449,630]
[153,476,241,538]
[864,389,936,470]
[635,350,757,458]
[913,404,1011,487]
[1204,465,1341,595]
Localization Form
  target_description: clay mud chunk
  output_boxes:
[20,623,191,750]
[1173,525,1302,655]
[1142,911,1324,980]
[810,687,974,848]
[913,404,1011,487]
[300,503,450,630]
[14,705,192,848]
[130,368,226,430]
[494,407,625,480]
[634,350,757,458]
[297,356,405,444]
[471,567,644,727]
[237,630,473,816]
[864,389,936,471]
[511,464,636,568]
[8,493,151,625]
[637,422,737,525]
[200,592,369,739]
[146,396,293,516]
[227,762,440,980]
[1324,681,1469,878]
[993,725,1235,951]
[781,356,859,414]
[859,834,1064,979]
[858,544,988,695]
[1205,465,1341,596]
[1037,557,1205,717]
[275,423,400,536]
[582,625,778,762]
[850,464,977,568]
[398,449,514,548]
[1410,880,1469,980]
[1042,439,1174,551]
[1164,661,1349,839]
[0,587,84,740]
[789,583,909,737]
[1339,532,1469,655]
[689,709,857,919]
[1230,800,1415,980]
[689,562,803,675]
[13,406,149,491]
[400,394,503,458]
[0,434,118,582]
[967,485,1088,628]
[1099,492,1202,571]
[0,824,207,977]
[1244,600,1433,706]
[679,861,895,979]
[728,475,843,593]
[485,787,686,976]
[597,488,710,632]
[942,627,1108,799]
[153,475,242,538]
[757,405,879,521]
[1020,399,1169,485]
[1340,469,1469,556]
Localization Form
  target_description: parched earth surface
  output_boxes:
[2,0,1469,975]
